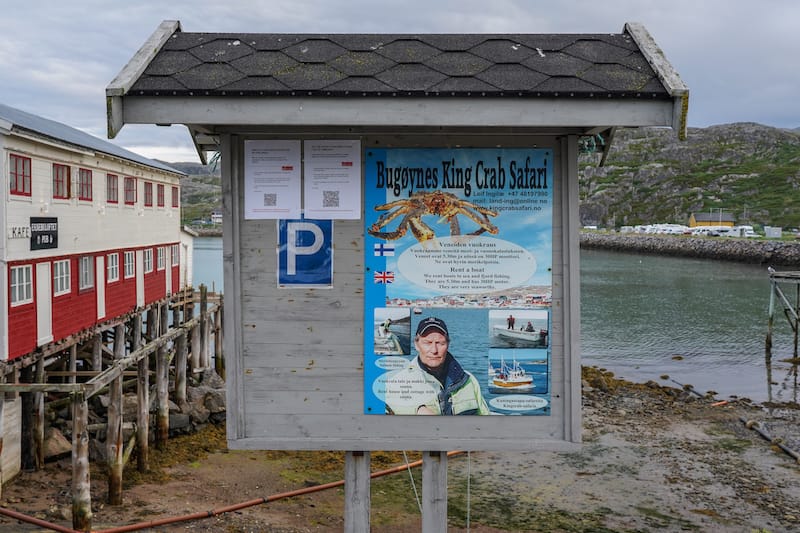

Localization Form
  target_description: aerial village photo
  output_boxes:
[2,2,800,532]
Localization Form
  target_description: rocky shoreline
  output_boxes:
[581,232,800,267]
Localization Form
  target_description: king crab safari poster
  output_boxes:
[363,148,554,416]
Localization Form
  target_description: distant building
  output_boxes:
[210,210,222,225]
[1,103,186,361]
[689,211,735,228]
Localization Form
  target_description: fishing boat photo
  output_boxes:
[374,328,404,355]
[492,325,548,347]
[490,356,534,390]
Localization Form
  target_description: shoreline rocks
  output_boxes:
[580,232,800,267]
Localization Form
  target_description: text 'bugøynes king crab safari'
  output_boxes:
[368,190,499,243]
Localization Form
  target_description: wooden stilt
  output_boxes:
[215,296,224,379]
[72,392,92,531]
[33,358,45,470]
[69,344,77,384]
[422,451,448,533]
[344,451,371,533]
[92,334,103,372]
[156,304,170,448]
[0,376,5,498]
[175,332,188,409]
[20,366,34,472]
[200,285,209,368]
[133,313,149,472]
[107,323,125,505]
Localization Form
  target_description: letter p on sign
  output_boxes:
[278,219,333,287]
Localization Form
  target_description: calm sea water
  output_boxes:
[193,237,795,403]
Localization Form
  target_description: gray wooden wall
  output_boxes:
[223,131,581,451]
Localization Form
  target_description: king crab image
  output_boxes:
[368,190,499,243]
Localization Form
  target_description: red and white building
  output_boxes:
[1,103,186,361]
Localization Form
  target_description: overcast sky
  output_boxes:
[2,0,798,162]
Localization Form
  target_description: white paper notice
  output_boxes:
[244,140,301,219]
[303,140,361,220]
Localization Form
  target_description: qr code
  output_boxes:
[263,193,277,207]
[322,190,340,208]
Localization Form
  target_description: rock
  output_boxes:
[43,427,71,460]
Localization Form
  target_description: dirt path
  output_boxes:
[1,369,799,532]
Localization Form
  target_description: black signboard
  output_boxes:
[30,217,58,250]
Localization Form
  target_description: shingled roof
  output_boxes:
[129,30,669,99]
[108,21,687,162]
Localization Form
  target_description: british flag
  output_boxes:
[374,271,395,284]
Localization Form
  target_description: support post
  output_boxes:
[0,377,5,498]
[200,285,209,368]
[214,297,224,379]
[72,392,92,531]
[69,344,77,384]
[20,365,34,472]
[422,451,448,533]
[175,332,188,409]
[92,334,103,372]
[344,451,371,532]
[107,323,125,505]
[767,277,776,403]
[133,313,149,472]
[33,357,45,470]
[156,304,170,448]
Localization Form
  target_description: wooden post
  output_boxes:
[767,277,776,403]
[175,332,188,409]
[107,323,125,505]
[344,451,371,533]
[146,306,157,343]
[32,357,45,470]
[156,304,170,448]
[0,376,5,498]
[20,365,34,472]
[72,392,92,531]
[422,451,448,533]
[92,334,103,373]
[200,285,209,368]
[214,298,224,379]
[69,344,78,384]
[133,313,149,472]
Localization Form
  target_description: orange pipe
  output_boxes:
[95,451,464,533]
[0,505,80,533]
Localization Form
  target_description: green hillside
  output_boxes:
[579,123,800,229]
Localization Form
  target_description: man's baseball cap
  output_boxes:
[415,317,449,337]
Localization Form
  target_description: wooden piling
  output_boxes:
[71,392,92,531]
[200,285,209,369]
[156,303,170,448]
[33,358,45,470]
[107,323,125,505]
[133,313,149,472]
[214,296,224,379]
[175,332,188,409]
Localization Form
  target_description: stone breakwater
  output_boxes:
[580,232,800,267]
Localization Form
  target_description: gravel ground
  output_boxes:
[1,368,799,532]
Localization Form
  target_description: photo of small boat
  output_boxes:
[492,325,548,347]
[374,328,404,355]
[490,356,534,390]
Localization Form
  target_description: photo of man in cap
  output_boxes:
[383,316,490,415]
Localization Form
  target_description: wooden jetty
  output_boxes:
[0,285,222,531]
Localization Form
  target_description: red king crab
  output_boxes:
[368,190,499,242]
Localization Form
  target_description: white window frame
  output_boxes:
[124,251,135,279]
[144,248,153,273]
[107,253,119,282]
[53,259,71,296]
[157,247,166,271]
[171,244,180,267]
[10,265,33,305]
[79,256,94,290]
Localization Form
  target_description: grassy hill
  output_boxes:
[579,123,800,229]
[169,123,800,230]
